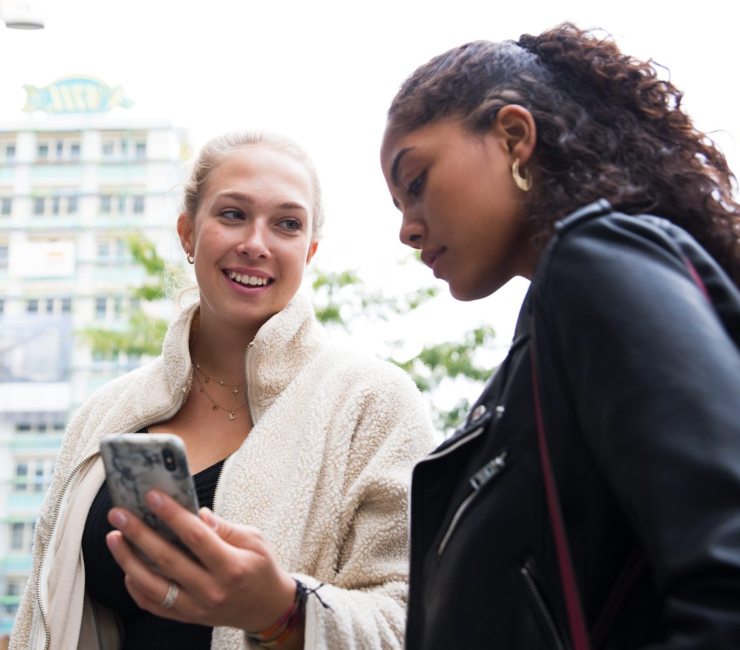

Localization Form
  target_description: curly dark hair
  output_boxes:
[386,23,740,286]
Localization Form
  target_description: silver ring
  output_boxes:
[161,581,179,609]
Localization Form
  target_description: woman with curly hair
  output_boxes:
[380,23,740,649]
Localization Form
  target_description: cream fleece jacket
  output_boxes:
[10,293,435,650]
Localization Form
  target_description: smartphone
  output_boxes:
[100,433,199,558]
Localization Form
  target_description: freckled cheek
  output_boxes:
[199,228,238,252]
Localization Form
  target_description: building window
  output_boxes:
[5,578,25,597]
[26,299,39,313]
[101,134,147,161]
[100,195,112,214]
[13,458,55,493]
[1,197,11,216]
[0,243,8,269]
[97,237,129,265]
[14,463,28,491]
[9,522,34,553]
[10,523,24,550]
[34,465,45,491]
[95,296,108,319]
[31,194,80,217]
[34,296,74,315]
[97,239,110,260]
[15,418,66,434]
[36,136,82,162]
[2,142,16,162]
[0,298,5,314]
[98,193,146,216]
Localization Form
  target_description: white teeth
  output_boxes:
[227,271,269,286]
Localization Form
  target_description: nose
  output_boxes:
[237,222,271,259]
[399,211,424,249]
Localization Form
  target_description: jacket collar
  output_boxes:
[162,292,326,425]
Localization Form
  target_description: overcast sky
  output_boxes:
[1,0,738,357]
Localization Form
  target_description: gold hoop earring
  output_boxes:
[511,159,532,192]
[186,252,194,264]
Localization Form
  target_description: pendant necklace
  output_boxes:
[192,363,248,421]
[194,362,244,394]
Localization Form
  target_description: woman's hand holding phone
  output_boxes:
[105,481,301,645]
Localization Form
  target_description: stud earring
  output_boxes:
[511,159,533,192]
[186,251,194,264]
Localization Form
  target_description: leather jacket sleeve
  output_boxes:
[534,212,740,647]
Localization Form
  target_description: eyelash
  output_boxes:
[279,218,302,232]
[220,209,302,233]
[407,171,426,198]
[219,208,243,220]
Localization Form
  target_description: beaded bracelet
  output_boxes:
[246,579,308,648]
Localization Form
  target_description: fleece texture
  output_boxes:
[10,292,435,649]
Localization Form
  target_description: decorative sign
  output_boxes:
[22,76,134,114]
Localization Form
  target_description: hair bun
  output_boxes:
[516,34,539,55]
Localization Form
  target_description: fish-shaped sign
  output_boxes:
[22,76,134,114]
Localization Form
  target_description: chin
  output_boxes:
[449,279,501,302]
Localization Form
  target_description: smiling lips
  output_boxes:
[225,270,273,287]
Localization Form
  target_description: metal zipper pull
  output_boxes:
[437,449,509,556]
[470,450,508,489]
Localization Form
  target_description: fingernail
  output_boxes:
[200,507,218,529]
[146,490,162,509]
[106,532,120,550]
[110,510,127,528]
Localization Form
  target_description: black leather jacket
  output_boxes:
[406,201,740,649]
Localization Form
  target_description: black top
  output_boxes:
[82,457,225,649]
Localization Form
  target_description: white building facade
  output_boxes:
[0,76,187,637]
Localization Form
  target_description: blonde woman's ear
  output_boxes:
[177,213,194,254]
[305,241,319,265]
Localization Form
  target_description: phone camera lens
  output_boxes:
[162,449,177,472]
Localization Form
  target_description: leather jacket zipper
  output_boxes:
[437,449,508,556]
[520,560,566,650]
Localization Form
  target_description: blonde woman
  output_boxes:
[12,132,434,649]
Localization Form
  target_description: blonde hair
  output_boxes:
[181,131,325,239]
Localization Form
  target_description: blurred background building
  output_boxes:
[0,75,187,636]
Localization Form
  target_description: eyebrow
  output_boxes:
[215,191,307,212]
[390,147,413,187]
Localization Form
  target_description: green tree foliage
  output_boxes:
[310,267,498,433]
[392,326,497,432]
[81,233,184,358]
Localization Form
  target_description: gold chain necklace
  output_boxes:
[193,362,244,395]
[192,366,248,421]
